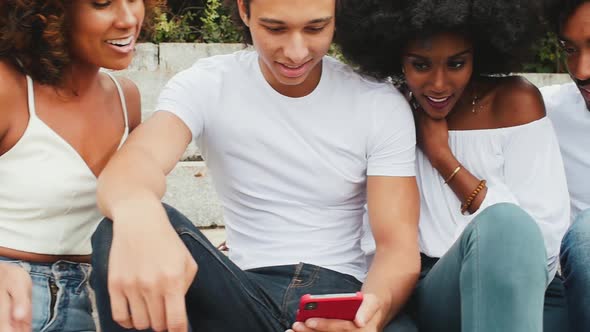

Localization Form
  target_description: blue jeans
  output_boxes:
[0,257,95,332]
[408,203,568,332]
[90,203,417,331]
[560,208,590,331]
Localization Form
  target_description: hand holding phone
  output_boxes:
[295,292,363,322]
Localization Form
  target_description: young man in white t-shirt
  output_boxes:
[89,1,420,331]
[542,1,590,330]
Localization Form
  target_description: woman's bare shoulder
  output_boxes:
[491,76,545,127]
[0,60,27,142]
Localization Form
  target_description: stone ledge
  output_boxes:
[163,161,224,227]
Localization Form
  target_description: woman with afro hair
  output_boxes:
[0,1,160,331]
[336,0,571,331]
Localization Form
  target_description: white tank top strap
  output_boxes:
[25,75,37,117]
[103,72,130,147]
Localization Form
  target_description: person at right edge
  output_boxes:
[542,1,590,331]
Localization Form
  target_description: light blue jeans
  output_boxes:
[0,257,96,332]
[560,208,590,332]
[411,203,568,332]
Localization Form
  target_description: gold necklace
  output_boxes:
[471,88,485,113]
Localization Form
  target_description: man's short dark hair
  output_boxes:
[545,0,590,34]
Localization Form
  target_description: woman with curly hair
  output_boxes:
[336,0,571,331]
[0,1,158,331]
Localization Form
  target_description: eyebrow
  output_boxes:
[259,16,333,25]
[404,48,473,59]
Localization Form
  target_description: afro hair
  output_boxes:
[335,0,544,80]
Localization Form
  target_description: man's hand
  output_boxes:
[287,293,383,332]
[107,202,198,332]
[0,263,32,332]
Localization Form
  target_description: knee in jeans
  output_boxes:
[161,203,194,231]
[91,218,114,260]
[90,219,113,288]
[569,209,590,240]
[475,203,544,249]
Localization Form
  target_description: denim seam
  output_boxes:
[74,266,91,295]
[178,229,286,328]
[279,263,304,324]
[290,265,321,288]
[40,278,63,332]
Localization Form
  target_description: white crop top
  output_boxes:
[0,73,129,255]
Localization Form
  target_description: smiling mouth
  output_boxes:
[106,36,134,47]
[426,96,451,103]
[279,60,312,69]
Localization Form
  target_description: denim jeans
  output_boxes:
[0,257,95,332]
[90,203,417,332]
[560,208,590,332]
[408,203,568,332]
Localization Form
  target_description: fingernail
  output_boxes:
[307,319,318,328]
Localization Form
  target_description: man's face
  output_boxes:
[238,0,336,98]
[560,2,590,109]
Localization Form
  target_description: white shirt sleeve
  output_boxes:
[366,89,416,177]
[473,118,570,261]
[155,65,216,140]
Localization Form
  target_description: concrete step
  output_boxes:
[163,161,225,228]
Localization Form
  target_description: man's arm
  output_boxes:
[97,111,191,217]
[96,111,197,332]
[363,175,420,328]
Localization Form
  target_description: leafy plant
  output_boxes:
[523,32,566,73]
[199,0,242,43]
[152,7,200,43]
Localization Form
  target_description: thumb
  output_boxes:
[8,276,32,323]
[354,293,380,328]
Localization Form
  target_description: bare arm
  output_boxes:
[97,111,191,219]
[0,61,23,155]
[363,176,420,329]
[96,111,197,332]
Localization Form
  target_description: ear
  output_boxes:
[237,0,250,27]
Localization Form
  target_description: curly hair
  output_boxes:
[334,0,544,81]
[544,0,590,34]
[0,0,163,86]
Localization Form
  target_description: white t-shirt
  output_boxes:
[363,117,570,278]
[542,83,590,221]
[156,50,416,281]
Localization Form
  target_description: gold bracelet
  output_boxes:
[444,165,462,184]
[461,179,487,214]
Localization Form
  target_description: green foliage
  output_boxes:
[328,44,347,63]
[199,0,242,43]
[151,4,566,74]
[152,7,200,43]
[524,32,566,73]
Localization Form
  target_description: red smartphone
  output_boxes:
[295,292,363,322]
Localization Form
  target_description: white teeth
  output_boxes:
[106,36,133,46]
[427,96,450,103]
[284,64,302,69]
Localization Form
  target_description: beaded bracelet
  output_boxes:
[444,165,462,184]
[461,179,487,214]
